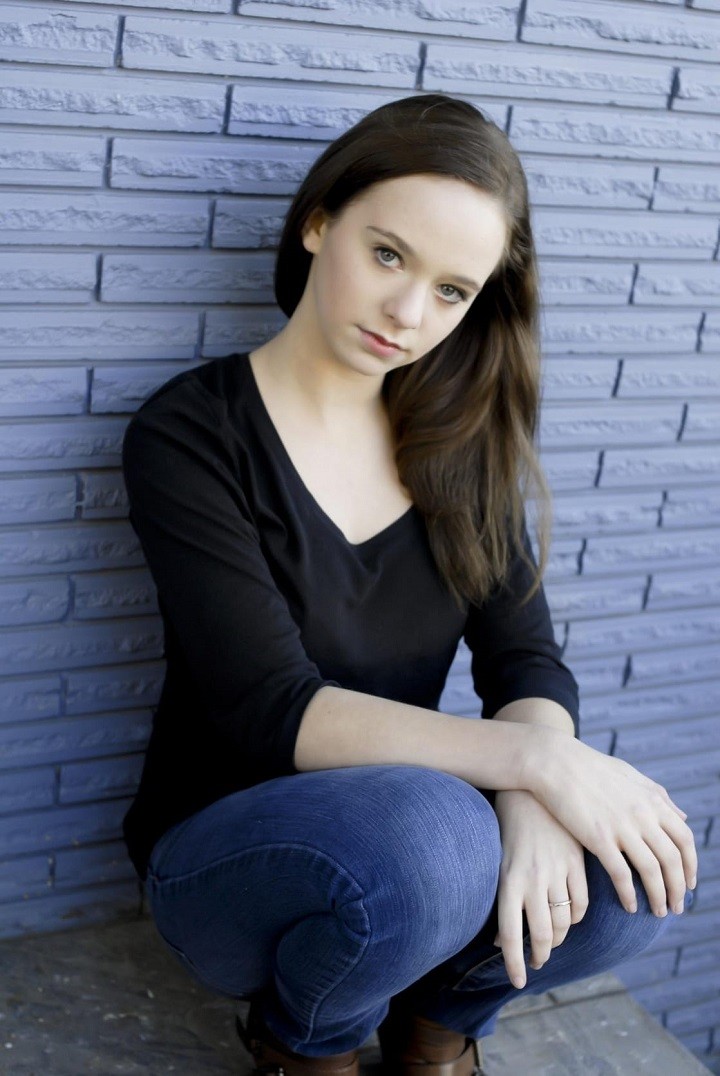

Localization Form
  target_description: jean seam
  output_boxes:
[147,838,373,1023]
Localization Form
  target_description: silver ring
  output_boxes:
[548,899,572,908]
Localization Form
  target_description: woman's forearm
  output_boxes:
[293,684,552,792]
[493,696,576,736]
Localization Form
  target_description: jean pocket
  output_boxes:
[450,930,532,992]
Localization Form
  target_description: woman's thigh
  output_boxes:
[144,764,503,1000]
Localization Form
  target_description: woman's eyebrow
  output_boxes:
[365,226,481,291]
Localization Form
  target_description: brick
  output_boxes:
[583,528,720,575]
[530,536,581,581]
[53,841,135,888]
[0,881,139,940]
[581,680,720,731]
[213,197,294,246]
[0,252,95,304]
[544,489,663,535]
[0,419,127,472]
[0,798,131,858]
[0,6,117,67]
[202,309,291,357]
[617,358,720,398]
[0,713,152,770]
[540,401,683,447]
[581,729,613,754]
[113,138,315,195]
[91,361,200,413]
[544,576,645,620]
[0,853,51,902]
[616,715,720,765]
[64,0,230,8]
[510,103,720,163]
[702,311,720,351]
[522,156,654,209]
[59,754,144,804]
[522,0,720,63]
[0,131,104,188]
[101,251,275,304]
[0,475,76,526]
[648,566,720,609]
[0,676,60,727]
[65,661,164,716]
[0,518,144,576]
[639,749,720,792]
[73,568,159,620]
[0,578,69,627]
[614,950,677,991]
[540,358,618,400]
[675,64,720,113]
[537,448,600,490]
[630,641,719,687]
[80,470,133,519]
[239,0,520,39]
[228,85,397,140]
[425,43,672,106]
[0,69,226,133]
[650,907,718,951]
[541,309,701,354]
[634,263,720,304]
[565,606,720,659]
[629,971,718,1018]
[0,768,55,815]
[0,621,162,677]
[0,365,87,417]
[601,444,720,488]
[692,874,720,913]
[532,207,717,259]
[0,312,199,360]
[122,17,419,85]
[684,403,720,442]
[665,993,720,1038]
[663,485,720,528]
[569,653,627,695]
[539,261,633,305]
[0,192,208,247]
[654,165,720,212]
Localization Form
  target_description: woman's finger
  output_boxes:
[567,862,589,926]
[661,809,698,890]
[620,833,673,917]
[495,889,528,990]
[528,895,570,968]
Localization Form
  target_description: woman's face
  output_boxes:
[299,172,508,377]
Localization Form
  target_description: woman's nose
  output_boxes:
[383,282,426,329]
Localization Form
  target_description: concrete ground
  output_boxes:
[0,915,712,1075]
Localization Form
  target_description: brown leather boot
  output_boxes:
[376,997,485,1075]
[235,998,360,1075]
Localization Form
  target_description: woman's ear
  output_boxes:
[301,207,329,254]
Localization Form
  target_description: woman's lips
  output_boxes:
[359,327,404,354]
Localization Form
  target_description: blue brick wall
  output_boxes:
[0,0,718,1068]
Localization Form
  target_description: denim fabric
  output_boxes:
[145,764,688,1058]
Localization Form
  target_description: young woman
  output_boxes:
[121,94,697,1075]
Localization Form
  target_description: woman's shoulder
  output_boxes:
[132,352,251,421]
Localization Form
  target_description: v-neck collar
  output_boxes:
[240,352,417,553]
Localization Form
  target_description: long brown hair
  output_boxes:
[274,93,551,611]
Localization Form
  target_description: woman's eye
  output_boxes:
[373,245,399,266]
[439,284,467,304]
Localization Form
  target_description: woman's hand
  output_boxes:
[493,789,588,990]
[523,729,697,920]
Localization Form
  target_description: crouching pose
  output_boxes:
[121,94,697,1075]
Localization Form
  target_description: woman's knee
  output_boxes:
[580,851,686,962]
[344,766,502,940]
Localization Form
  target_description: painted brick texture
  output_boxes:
[0,0,718,1067]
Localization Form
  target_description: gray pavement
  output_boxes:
[0,916,712,1074]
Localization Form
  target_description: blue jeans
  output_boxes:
[145,764,688,1058]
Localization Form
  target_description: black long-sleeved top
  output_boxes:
[121,350,580,881]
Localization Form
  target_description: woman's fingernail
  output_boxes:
[674,901,684,915]
[690,877,697,889]
[626,901,637,914]
[656,906,667,918]
[512,975,526,989]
